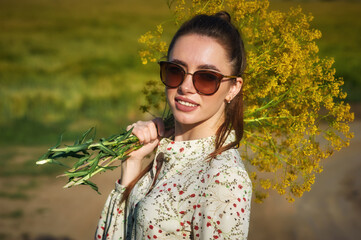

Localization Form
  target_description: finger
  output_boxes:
[147,121,159,142]
[142,126,152,144]
[131,121,147,143]
[126,124,134,132]
[132,128,145,144]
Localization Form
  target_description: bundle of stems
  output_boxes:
[36,115,174,193]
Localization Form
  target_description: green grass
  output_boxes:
[0,0,172,145]
[0,0,360,148]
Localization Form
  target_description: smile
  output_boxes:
[177,99,198,107]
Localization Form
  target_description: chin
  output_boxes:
[172,111,198,125]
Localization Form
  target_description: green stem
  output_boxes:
[244,115,291,124]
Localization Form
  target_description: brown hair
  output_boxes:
[121,11,247,203]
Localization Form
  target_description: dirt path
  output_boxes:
[0,120,360,240]
[249,120,361,240]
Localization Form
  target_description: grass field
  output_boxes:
[0,0,172,146]
[1,0,360,146]
[0,1,360,239]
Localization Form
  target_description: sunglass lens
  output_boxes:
[161,63,184,88]
[194,71,221,95]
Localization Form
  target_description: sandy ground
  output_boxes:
[0,116,360,239]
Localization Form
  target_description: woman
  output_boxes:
[96,11,252,240]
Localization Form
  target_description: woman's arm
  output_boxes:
[95,118,165,240]
[192,166,252,240]
[121,118,165,186]
[95,181,127,240]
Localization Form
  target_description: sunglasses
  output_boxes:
[159,61,238,95]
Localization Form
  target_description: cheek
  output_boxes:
[166,88,176,104]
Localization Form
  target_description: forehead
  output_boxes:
[168,34,231,73]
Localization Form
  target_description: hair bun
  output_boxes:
[213,11,231,23]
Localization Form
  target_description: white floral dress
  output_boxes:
[95,133,252,240]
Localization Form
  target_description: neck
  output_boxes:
[173,114,224,142]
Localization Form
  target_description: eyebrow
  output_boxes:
[170,59,221,72]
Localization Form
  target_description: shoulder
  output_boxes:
[209,148,249,177]
[204,148,252,193]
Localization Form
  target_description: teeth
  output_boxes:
[178,100,197,107]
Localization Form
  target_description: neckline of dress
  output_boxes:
[160,134,216,145]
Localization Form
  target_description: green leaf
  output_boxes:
[88,155,101,175]
[98,143,117,157]
[73,155,92,170]
[83,180,100,194]
[65,170,89,178]
[49,133,63,150]
[80,127,95,144]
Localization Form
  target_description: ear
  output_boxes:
[225,77,243,102]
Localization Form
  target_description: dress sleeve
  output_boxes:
[95,180,127,240]
[192,167,252,240]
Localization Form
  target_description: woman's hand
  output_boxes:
[121,118,167,187]
[127,118,165,161]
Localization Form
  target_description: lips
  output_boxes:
[177,99,197,107]
[174,96,199,112]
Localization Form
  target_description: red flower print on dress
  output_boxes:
[95,133,252,240]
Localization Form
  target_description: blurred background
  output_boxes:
[0,0,360,239]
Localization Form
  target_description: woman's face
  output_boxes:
[166,34,242,134]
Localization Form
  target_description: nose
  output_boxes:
[178,72,196,94]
